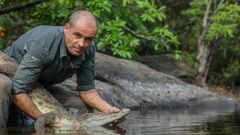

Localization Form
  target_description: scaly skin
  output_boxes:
[0,51,129,130]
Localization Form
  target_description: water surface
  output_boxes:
[120,107,240,135]
[2,107,240,135]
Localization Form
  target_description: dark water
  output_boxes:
[2,107,240,135]
[120,107,240,135]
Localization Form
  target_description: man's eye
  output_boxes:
[73,33,83,38]
[74,35,81,38]
[86,38,93,41]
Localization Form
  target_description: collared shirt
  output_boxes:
[4,25,95,94]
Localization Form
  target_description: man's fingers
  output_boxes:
[109,107,121,113]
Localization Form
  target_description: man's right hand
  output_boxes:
[12,93,64,128]
[11,93,42,119]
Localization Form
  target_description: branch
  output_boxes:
[198,0,225,46]
[0,0,49,15]
[123,26,158,42]
[197,0,212,46]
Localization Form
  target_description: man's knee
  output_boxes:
[0,73,12,99]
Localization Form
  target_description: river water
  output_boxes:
[120,107,240,135]
[1,107,240,135]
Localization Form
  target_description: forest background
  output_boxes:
[0,0,239,96]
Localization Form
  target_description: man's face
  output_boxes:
[64,20,97,56]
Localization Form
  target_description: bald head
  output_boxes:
[64,10,98,56]
[69,10,98,30]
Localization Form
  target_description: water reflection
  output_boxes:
[2,107,240,135]
[195,109,240,135]
[120,107,240,135]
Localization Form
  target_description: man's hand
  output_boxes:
[80,89,121,114]
[11,93,42,120]
[109,108,128,126]
[103,106,121,114]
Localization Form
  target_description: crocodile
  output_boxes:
[0,51,129,132]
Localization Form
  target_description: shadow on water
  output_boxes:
[2,107,240,135]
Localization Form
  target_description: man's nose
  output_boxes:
[77,38,85,47]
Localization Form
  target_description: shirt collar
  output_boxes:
[60,30,68,58]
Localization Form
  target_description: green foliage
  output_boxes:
[181,0,240,87]
[0,0,179,59]
[86,0,112,17]
[0,0,83,48]
[0,0,5,6]
[152,26,179,52]
[31,1,83,25]
[136,1,166,22]
[85,0,179,58]
[224,61,240,83]
[182,0,240,42]
[206,3,240,40]
[96,17,139,59]
[209,43,240,86]
[182,0,208,17]
[182,51,197,68]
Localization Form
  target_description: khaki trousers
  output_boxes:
[0,73,91,127]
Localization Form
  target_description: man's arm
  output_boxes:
[11,93,42,119]
[12,93,63,128]
[80,89,120,113]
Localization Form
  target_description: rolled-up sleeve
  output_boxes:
[76,52,95,91]
[12,42,46,94]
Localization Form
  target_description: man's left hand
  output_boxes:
[104,106,121,114]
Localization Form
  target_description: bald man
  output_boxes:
[0,10,120,128]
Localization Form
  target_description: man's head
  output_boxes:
[64,10,98,56]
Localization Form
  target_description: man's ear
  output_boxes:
[64,23,70,31]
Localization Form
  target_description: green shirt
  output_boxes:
[4,25,95,94]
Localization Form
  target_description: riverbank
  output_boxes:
[207,84,240,100]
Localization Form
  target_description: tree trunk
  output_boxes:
[196,43,212,87]
[195,0,212,87]
[195,0,225,87]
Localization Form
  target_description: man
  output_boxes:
[0,10,120,128]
